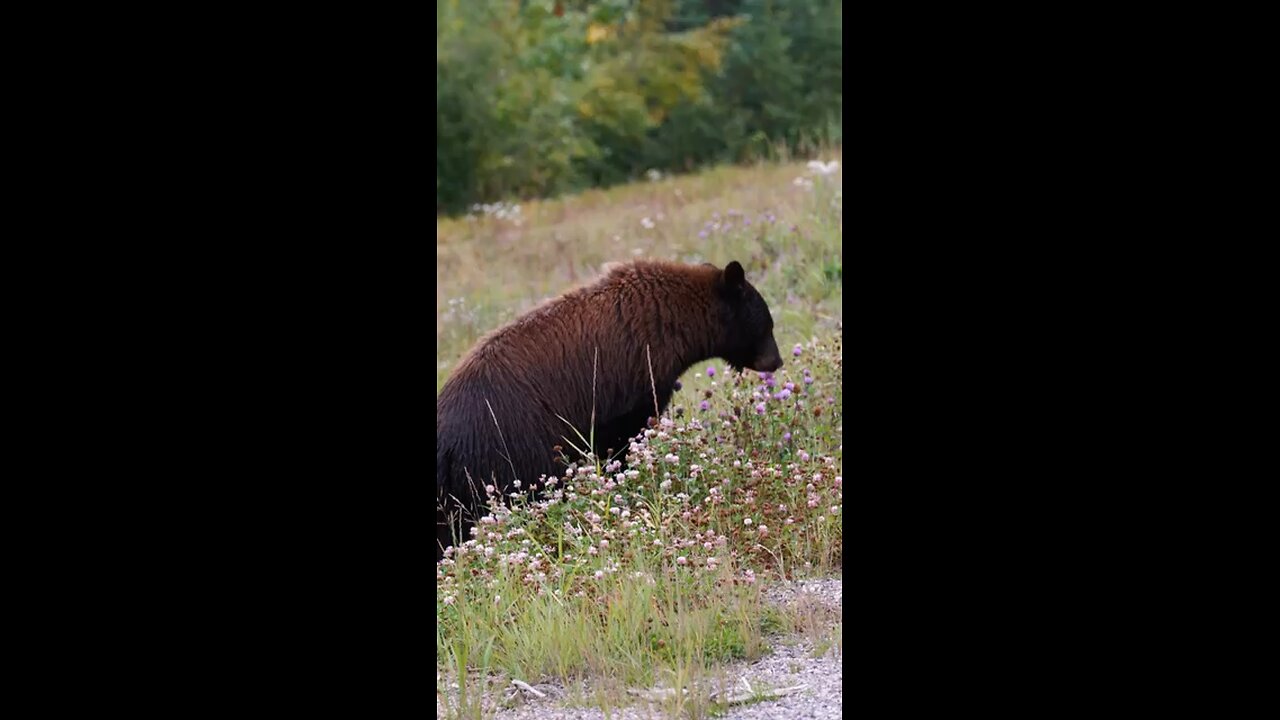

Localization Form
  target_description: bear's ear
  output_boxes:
[716,261,747,299]
[724,261,745,287]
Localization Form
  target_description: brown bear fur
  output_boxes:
[436,260,782,559]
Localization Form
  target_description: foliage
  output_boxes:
[436,0,842,215]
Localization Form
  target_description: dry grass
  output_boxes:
[437,152,843,391]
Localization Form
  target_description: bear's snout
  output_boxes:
[750,336,784,372]
[753,353,783,373]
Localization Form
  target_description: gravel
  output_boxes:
[437,576,843,720]
[762,577,843,610]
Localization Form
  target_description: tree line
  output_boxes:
[437,0,842,215]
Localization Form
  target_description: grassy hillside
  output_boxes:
[437,151,842,392]
[436,153,843,719]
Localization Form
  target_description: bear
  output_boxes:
[436,259,783,560]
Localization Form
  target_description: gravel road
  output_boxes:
[437,577,842,719]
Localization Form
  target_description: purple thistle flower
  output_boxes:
[793,344,803,357]
[783,432,792,441]
[754,402,766,415]
[707,366,717,378]
[698,230,708,239]
[804,375,814,385]
[699,400,710,411]
[673,380,682,391]
[765,375,776,389]
[784,382,795,391]
[774,388,792,400]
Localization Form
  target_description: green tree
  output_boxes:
[435,0,841,215]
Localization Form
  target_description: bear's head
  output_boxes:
[715,260,784,374]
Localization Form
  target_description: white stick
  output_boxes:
[510,679,546,698]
